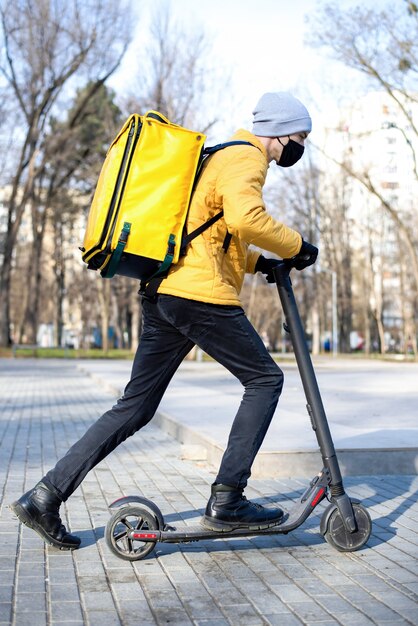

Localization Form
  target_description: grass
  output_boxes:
[0,347,415,362]
[0,347,134,359]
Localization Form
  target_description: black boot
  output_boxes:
[202,483,284,531]
[10,482,81,550]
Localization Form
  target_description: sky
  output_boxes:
[107,0,383,140]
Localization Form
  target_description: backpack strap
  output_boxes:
[181,140,255,252]
[180,210,225,253]
[101,222,131,278]
[203,140,255,154]
[222,232,232,253]
[139,275,164,300]
[139,234,176,298]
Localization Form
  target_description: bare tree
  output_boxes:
[20,82,123,345]
[124,2,224,133]
[0,0,133,346]
[315,168,355,354]
[307,0,418,297]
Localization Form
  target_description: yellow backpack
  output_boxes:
[80,111,251,285]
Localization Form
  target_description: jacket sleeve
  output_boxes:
[217,148,302,258]
[246,249,261,274]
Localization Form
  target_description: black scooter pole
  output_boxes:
[273,261,357,533]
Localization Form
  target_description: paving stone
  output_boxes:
[220,602,269,624]
[263,614,304,625]
[83,611,122,626]
[13,611,47,626]
[46,567,77,584]
[152,606,194,625]
[49,622,84,626]
[175,591,225,621]
[269,583,312,604]
[15,592,46,612]
[194,619,231,626]
[332,613,374,626]
[117,600,155,623]
[0,604,11,624]
[355,599,411,622]
[77,574,110,593]
[49,600,84,622]
[49,583,80,602]
[0,587,12,604]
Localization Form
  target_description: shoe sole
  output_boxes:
[9,502,80,551]
[201,515,284,533]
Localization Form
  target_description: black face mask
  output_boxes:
[277,137,305,167]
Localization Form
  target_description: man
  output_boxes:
[11,92,318,549]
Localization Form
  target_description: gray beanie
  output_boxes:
[252,92,312,137]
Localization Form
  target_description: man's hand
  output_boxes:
[255,255,281,283]
[292,239,318,270]
[255,239,318,281]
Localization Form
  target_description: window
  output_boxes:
[381,181,399,189]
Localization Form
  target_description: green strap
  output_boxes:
[141,233,176,292]
[140,233,176,298]
[151,233,176,279]
[102,222,131,278]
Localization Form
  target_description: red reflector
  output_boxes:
[311,488,325,507]
[132,532,158,539]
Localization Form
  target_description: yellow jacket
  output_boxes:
[158,129,302,305]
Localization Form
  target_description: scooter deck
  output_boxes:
[131,515,290,544]
[112,474,329,546]
[128,489,329,544]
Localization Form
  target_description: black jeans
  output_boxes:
[44,295,284,501]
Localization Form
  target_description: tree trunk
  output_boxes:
[374,313,386,354]
[363,313,371,355]
[55,263,65,347]
[98,279,111,353]
[311,305,320,355]
[0,131,41,346]
[130,290,141,351]
[0,255,13,346]
[112,285,123,349]
[246,274,258,324]
[25,226,47,344]
[17,270,30,343]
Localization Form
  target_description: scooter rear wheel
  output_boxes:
[323,502,372,552]
[105,505,158,561]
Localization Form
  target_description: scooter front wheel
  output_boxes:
[105,505,158,561]
[322,502,372,552]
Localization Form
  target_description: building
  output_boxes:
[320,90,418,352]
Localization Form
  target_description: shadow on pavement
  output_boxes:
[87,477,417,556]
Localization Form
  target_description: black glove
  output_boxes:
[255,255,281,283]
[292,239,318,270]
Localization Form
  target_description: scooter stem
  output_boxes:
[272,262,356,533]
[273,262,341,482]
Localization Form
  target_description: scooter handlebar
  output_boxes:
[272,251,315,281]
[271,259,293,283]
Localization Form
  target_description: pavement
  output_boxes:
[1,357,418,626]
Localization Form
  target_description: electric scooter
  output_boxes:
[105,261,372,561]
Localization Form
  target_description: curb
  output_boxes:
[79,364,418,478]
[154,410,418,478]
